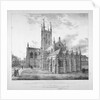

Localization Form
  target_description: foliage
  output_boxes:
[12,54,21,67]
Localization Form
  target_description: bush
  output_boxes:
[12,54,21,67]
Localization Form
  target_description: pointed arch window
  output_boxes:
[34,52,37,59]
[30,52,33,58]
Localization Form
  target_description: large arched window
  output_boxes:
[34,52,37,59]
[58,59,63,67]
[30,52,33,58]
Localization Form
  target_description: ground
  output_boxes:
[12,67,88,80]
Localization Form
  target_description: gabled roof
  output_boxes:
[55,40,64,47]
[54,40,66,51]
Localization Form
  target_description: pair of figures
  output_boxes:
[13,66,23,77]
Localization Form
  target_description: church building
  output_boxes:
[26,19,87,74]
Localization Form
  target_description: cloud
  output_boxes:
[65,21,73,27]
[24,13,85,29]
[62,34,88,55]
[62,34,78,48]
[72,38,88,54]
[24,14,43,25]
[77,13,88,17]
[67,13,88,20]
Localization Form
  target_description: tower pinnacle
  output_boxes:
[27,43,29,48]
[43,19,45,29]
[53,37,55,44]
[50,22,52,31]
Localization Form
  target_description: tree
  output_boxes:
[12,54,20,67]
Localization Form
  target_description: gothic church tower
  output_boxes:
[41,19,52,50]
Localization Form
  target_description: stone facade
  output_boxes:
[26,45,40,68]
[26,19,88,74]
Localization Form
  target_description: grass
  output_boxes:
[12,68,88,80]
[12,73,88,80]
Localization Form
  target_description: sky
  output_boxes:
[8,11,89,60]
